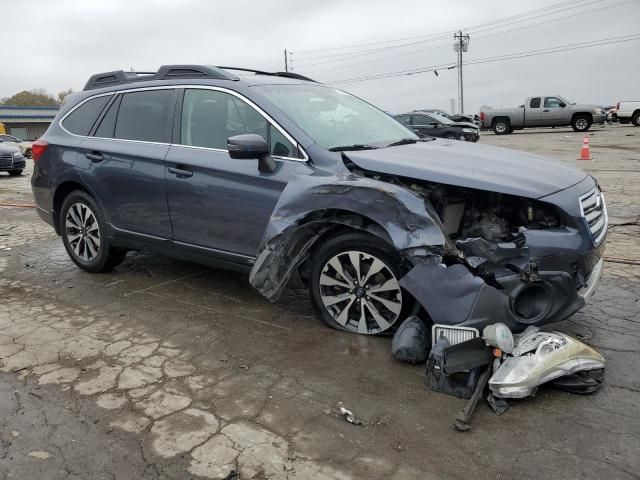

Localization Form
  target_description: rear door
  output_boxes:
[78,88,176,239]
[525,97,542,126]
[165,87,308,259]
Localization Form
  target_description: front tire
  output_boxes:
[445,133,459,140]
[60,190,127,273]
[309,232,409,335]
[632,112,640,127]
[571,115,592,132]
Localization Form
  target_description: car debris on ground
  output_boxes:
[393,318,605,430]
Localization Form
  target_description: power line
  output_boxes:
[292,0,593,63]
[292,0,608,70]
[327,34,640,85]
[302,0,630,76]
[293,0,585,56]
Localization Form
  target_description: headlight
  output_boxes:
[462,128,476,133]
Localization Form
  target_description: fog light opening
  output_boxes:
[512,283,552,323]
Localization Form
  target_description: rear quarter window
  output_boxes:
[61,95,112,136]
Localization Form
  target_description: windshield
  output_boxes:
[254,84,418,149]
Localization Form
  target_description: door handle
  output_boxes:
[85,152,103,162]
[543,109,550,112]
[168,167,193,178]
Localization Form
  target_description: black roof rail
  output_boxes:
[216,66,317,83]
[83,65,239,91]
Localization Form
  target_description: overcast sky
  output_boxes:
[2,0,639,114]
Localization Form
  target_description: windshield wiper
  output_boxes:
[386,138,419,147]
[329,144,379,152]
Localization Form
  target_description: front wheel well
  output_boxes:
[571,112,593,122]
[294,210,395,285]
[52,181,90,235]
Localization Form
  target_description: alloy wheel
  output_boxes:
[495,123,507,133]
[318,250,402,334]
[576,118,588,130]
[65,202,101,262]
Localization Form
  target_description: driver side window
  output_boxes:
[181,89,294,156]
[544,97,563,108]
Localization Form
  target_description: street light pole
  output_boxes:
[284,49,289,72]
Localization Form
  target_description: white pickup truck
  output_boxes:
[615,101,640,126]
[479,95,606,134]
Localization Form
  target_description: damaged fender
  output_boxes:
[249,172,451,300]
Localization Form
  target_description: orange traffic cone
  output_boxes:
[578,135,593,160]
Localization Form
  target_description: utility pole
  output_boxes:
[453,31,470,114]
[284,49,289,72]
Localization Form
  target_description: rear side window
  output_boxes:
[530,97,541,108]
[62,95,111,136]
[114,90,175,143]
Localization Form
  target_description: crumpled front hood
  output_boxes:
[346,140,587,199]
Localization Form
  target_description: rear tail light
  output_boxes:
[31,140,48,162]
[616,102,620,110]
[479,111,485,121]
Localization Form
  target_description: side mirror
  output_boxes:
[559,102,566,108]
[227,134,269,159]
[226,134,276,174]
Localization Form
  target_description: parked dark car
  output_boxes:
[32,65,606,337]
[418,109,478,125]
[395,111,479,142]
[0,143,25,175]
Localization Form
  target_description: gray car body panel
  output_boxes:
[345,140,587,199]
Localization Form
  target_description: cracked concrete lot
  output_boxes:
[1,124,639,479]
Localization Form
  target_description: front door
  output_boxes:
[541,96,570,126]
[165,88,307,259]
[411,114,440,137]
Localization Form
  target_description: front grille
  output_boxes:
[0,154,12,168]
[579,187,607,245]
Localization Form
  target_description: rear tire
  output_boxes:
[571,115,592,132]
[492,119,511,135]
[632,112,640,127]
[8,170,23,176]
[60,190,127,273]
[309,232,411,335]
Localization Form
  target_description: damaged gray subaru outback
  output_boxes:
[31,65,606,336]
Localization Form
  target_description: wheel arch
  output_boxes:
[492,116,511,127]
[571,112,593,122]
[52,181,90,235]
[249,175,450,301]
